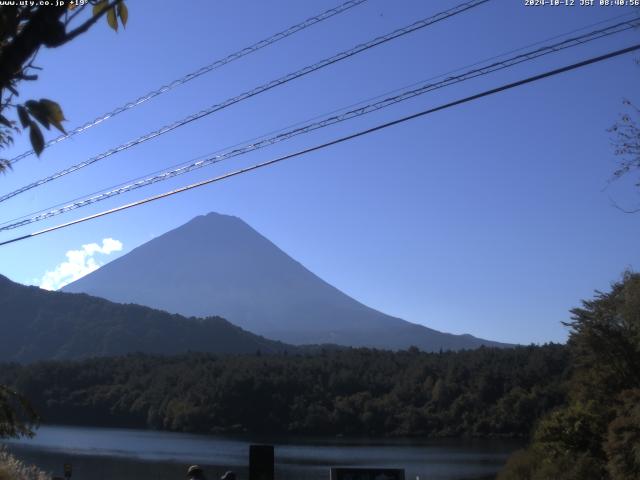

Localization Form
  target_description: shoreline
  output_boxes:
[4,424,519,480]
[9,422,531,443]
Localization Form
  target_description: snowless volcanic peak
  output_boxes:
[63,212,509,351]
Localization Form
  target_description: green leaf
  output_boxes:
[107,7,118,31]
[117,2,128,28]
[16,105,30,128]
[92,0,108,17]
[29,123,45,156]
[25,100,50,130]
[39,99,66,134]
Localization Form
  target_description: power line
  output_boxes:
[1,16,636,231]
[13,6,632,230]
[7,0,369,165]
[2,42,638,248]
[0,0,491,204]
[2,16,635,229]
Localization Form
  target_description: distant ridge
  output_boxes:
[0,274,293,363]
[63,212,510,351]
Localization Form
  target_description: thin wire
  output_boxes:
[0,0,491,204]
[8,7,635,223]
[2,42,638,247]
[7,0,369,165]
[1,17,636,231]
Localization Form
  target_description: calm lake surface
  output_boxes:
[4,425,521,480]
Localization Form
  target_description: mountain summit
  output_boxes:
[63,212,508,350]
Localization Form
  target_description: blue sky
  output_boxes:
[0,0,638,344]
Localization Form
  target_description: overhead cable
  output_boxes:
[7,0,369,165]
[0,0,490,203]
[1,17,636,231]
[1,42,638,247]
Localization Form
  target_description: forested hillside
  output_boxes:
[499,272,640,480]
[0,274,292,362]
[0,344,568,437]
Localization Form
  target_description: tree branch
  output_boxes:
[65,3,88,26]
[63,0,122,44]
[608,195,640,214]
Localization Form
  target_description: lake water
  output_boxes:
[3,425,520,480]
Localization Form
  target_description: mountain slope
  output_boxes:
[63,212,509,350]
[0,274,292,363]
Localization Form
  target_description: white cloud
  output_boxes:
[39,238,123,291]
